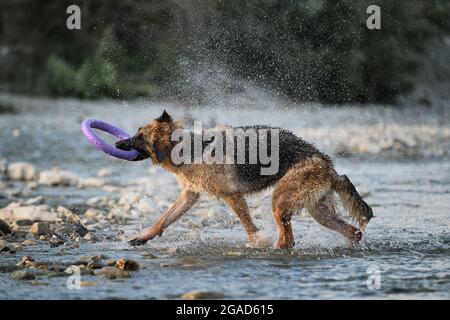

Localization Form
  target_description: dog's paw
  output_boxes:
[128,237,149,246]
[246,232,272,249]
[354,230,363,242]
[347,230,363,247]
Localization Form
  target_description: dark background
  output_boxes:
[0,0,449,104]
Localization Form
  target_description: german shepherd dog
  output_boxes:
[116,111,373,248]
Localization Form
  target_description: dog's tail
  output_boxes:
[332,174,373,231]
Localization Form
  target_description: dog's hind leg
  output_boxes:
[271,156,336,249]
[129,190,199,246]
[222,193,260,244]
[307,193,362,244]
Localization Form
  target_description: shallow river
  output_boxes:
[0,94,449,299]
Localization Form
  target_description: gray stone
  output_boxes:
[181,291,224,300]
[11,270,35,281]
[94,267,130,279]
[24,196,45,206]
[38,169,79,186]
[30,222,51,235]
[78,178,105,189]
[0,218,11,234]
[0,240,21,252]
[7,162,37,181]
[7,205,60,222]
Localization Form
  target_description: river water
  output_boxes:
[0,94,449,299]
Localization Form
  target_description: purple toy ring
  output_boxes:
[81,119,139,161]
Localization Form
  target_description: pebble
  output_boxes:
[97,168,113,177]
[78,178,105,189]
[24,196,45,206]
[17,255,34,267]
[0,240,21,253]
[186,229,199,240]
[30,280,49,286]
[115,259,140,271]
[7,162,38,181]
[73,222,89,237]
[87,258,104,269]
[0,218,11,234]
[0,204,60,222]
[31,222,51,235]
[86,196,110,207]
[84,208,104,219]
[166,247,178,254]
[140,252,156,259]
[11,269,36,281]
[80,281,96,287]
[15,219,33,226]
[94,267,130,279]
[181,291,224,300]
[83,232,97,242]
[38,169,79,186]
[21,239,36,246]
[0,158,7,178]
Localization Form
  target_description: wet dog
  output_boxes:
[116,111,373,248]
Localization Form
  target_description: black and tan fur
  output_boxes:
[116,111,373,248]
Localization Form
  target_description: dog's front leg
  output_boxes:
[129,190,200,246]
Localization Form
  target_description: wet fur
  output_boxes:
[116,111,373,248]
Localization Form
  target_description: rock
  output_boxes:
[30,280,49,286]
[17,256,35,267]
[118,192,140,207]
[7,162,37,181]
[186,229,199,240]
[0,158,7,178]
[0,204,60,222]
[166,247,178,254]
[0,240,21,252]
[30,222,51,235]
[102,185,121,193]
[11,270,36,281]
[15,219,33,226]
[64,213,80,224]
[94,267,130,279]
[80,281,97,287]
[115,259,139,271]
[78,178,105,189]
[136,198,155,214]
[57,206,73,216]
[181,291,224,300]
[86,196,110,207]
[55,223,76,235]
[84,208,104,219]
[21,239,35,246]
[38,169,78,186]
[73,222,88,237]
[83,232,97,242]
[97,168,113,177]
[0,218,11,234]
[87,258,104,269]
[24,196,45,206]
[140,252,156,259]
[49,237,64,247]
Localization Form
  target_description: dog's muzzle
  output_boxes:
[115,138,149,161]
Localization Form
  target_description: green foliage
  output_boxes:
[0,0,449,103]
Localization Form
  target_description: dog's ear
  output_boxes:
[156,110,172,123]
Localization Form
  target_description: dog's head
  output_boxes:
[115,110,177,164]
